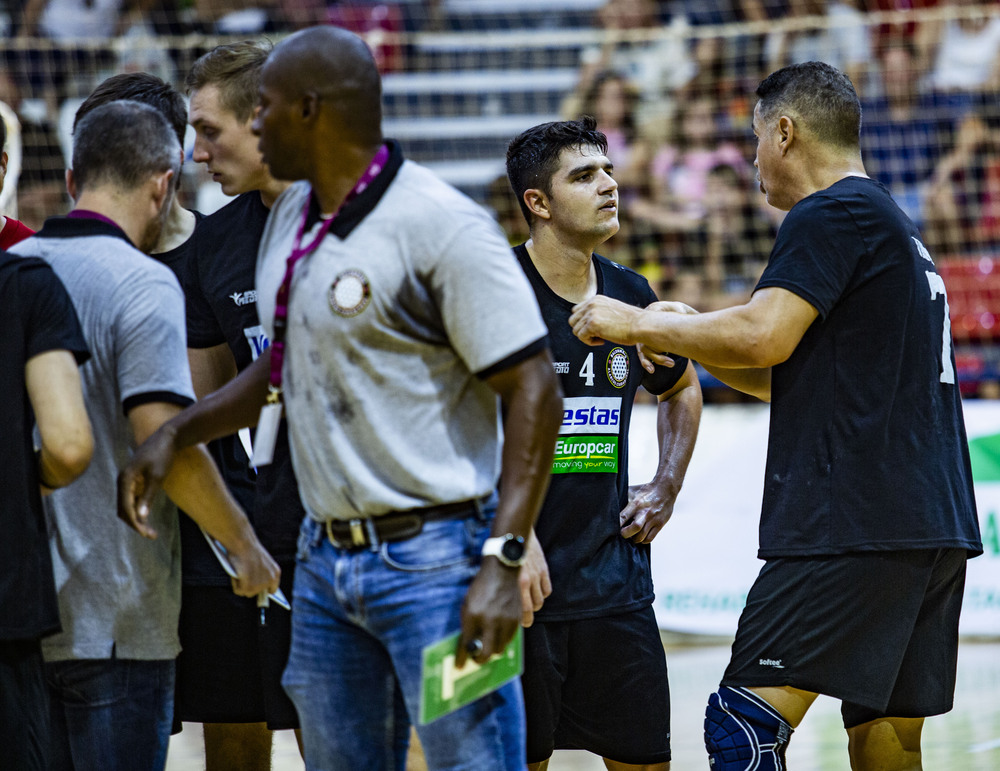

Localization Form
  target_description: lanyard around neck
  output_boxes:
[266,144,389,402]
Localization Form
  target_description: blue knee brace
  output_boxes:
[704,686,793,770]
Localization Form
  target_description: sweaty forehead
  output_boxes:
[558,145,610,172]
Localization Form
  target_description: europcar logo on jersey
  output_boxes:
[606,347,629,388]
[553,397,621,474]
[328,269,371,317]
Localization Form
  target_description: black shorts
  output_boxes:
[522,605,671,764]
[172,563,299,731]
[721,548,968,728]
[0,639,49,770]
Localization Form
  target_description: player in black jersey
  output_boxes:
[177,43,302,771]
[571,63,982,771]
[506,117,702,770]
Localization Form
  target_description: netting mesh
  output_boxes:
[3,1,1000,390]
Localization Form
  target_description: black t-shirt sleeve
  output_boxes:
[21,259,90,364]
[756,195,862,320]
[183,235,227,348]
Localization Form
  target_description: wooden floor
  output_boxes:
[165,637,1000,770]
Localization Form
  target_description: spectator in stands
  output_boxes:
[861,37,954,224]
[0,115,35,248]
[486,174,530,246]
[630,92,751,273]
[0,69,67,230]
[683,162,775,310]
[924,0,1000,98]
[764,0,872,95]
[923,104,1000,257]
[13,0,161,106]
[573,0,697,130]
[564,70,650,194]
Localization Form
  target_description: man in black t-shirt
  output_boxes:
[178,42,302,770]
[571,63,982,771]
[506,117,702,770]
[0,253,92,771]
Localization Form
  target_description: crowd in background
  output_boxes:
[3,0,1000,395]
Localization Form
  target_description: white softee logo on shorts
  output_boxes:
[553,397,622,475]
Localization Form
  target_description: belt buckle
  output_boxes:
[349,518,366,546]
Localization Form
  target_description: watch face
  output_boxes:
[501,536,525,562]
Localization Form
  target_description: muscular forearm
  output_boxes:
[163,444,258,551]
[701,363,772,402]
[651,365,701,496]
[631,306,780,369]
[490,352,563,538]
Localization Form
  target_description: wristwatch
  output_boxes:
[481,533,526,568]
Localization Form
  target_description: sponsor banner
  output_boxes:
[560,396,621,436]
[633,402,1000,637]
[552,435,619,474]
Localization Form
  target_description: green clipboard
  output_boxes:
[418,628,523,725]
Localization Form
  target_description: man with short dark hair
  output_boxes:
[72,71,198,260]
[11,99,279,771]
[506,116,701,771]
[121,25,564,770]
[570,61,983,771]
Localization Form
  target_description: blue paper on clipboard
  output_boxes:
[201,527,290,610]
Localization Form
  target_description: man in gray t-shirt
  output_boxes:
[12,100,279,771]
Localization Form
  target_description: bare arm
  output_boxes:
[570,287,819,370]
[125,399,278,598]
[620,359,702,544]
[456,348,563,666]
[117,350,271,530]
[26,349,93,490]
[188,343,238,400]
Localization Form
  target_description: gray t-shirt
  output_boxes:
[13,217,195,661]
[256,153,547,521]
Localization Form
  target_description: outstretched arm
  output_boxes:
[124,394,279,599]
[118,349,271,535]
[570,288,818,400]
[456,348,563,666]
[620,359,702,544]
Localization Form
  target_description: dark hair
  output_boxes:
[75,72,188,146]
[0,111,5,152]
[186,40,271,123]
[582,70,638,143]
[72,100,180,193]
[755,62,861,149]
[505,116,609,225]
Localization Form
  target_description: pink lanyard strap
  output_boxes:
[267,144,389,401]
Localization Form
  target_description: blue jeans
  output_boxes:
[283,509,526,771]
[45,656,175,771]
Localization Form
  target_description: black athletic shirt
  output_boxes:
[0,254,89,639]
[514,244,688,620]
[183,193,306,578]
[755,176,981,557]
[153,211,257,586]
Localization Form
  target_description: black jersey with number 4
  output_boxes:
[514,245,688,620]
[755,177,981,558]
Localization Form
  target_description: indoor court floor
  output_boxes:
[165,636,1000,770]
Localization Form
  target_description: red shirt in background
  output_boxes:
[0,217,34,250]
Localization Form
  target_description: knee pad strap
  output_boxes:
[704,686,793,770]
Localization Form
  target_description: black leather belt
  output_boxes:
[325,496,487,549]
